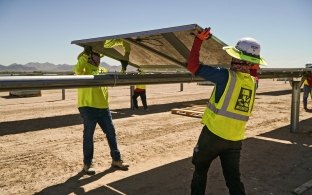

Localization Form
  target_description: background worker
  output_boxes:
[74,47,129,175]
[188,27,267,195]
[250,64,260,89]
[132,69,148,111]
[303,73,312,110]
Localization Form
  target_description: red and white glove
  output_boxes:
[187,27,212,74]
[196,28,212,41]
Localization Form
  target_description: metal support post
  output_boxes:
[130,85,134,109]
[62,89,65,100]
[180,83,183,92]
[290,79,301,133]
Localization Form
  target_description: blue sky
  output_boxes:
[0,0,311,68]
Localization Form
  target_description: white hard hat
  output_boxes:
[223,37,267,65]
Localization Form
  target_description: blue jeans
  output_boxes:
[78,107,121,165]
[303,85,312,108]
[191,125,245,195]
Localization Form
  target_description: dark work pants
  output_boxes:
[132,91,148,109]
[191,125,245,195]
[78,107,121,165]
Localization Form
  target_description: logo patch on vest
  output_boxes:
[235,87,252,112]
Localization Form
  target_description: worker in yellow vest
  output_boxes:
[303,73,312,110]
[74,46,129,175]
[188,28,267,195]
[132,69,148,111]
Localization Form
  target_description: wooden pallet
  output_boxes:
[171,105,206,118]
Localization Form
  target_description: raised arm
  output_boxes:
[187,28,212,74]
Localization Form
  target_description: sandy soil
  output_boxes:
[0,80,311,195]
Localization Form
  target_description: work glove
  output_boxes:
[77,46,93,60]
[120,60,129,72]
[83,46,92,55]
[196,27,212,41]
[187,28,212,74]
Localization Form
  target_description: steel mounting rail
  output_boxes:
[0,72,205,91]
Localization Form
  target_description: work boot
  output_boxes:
[111,160,129,171]
[83,164,95,175]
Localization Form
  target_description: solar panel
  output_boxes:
[71,24,232,70]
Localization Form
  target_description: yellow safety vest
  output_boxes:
[135,85,146,90]
[201,70,256,141]
[304,79,308,86]
[74,54,109,108]
[135,71,146,90]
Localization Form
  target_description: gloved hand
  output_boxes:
[196,27,212,41]
[83,46,92,55]
[120,60,129,72]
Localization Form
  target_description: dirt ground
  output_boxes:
[0,80,311,195]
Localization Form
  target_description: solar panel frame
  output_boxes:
[71,24,232,69]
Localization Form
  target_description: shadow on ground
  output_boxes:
[0,99,207,136]
[35,167,117,195]
[36,118,312,195]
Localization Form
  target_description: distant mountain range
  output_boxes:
[0,62,137,73]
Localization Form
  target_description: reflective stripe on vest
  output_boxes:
[206,71,249,122]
